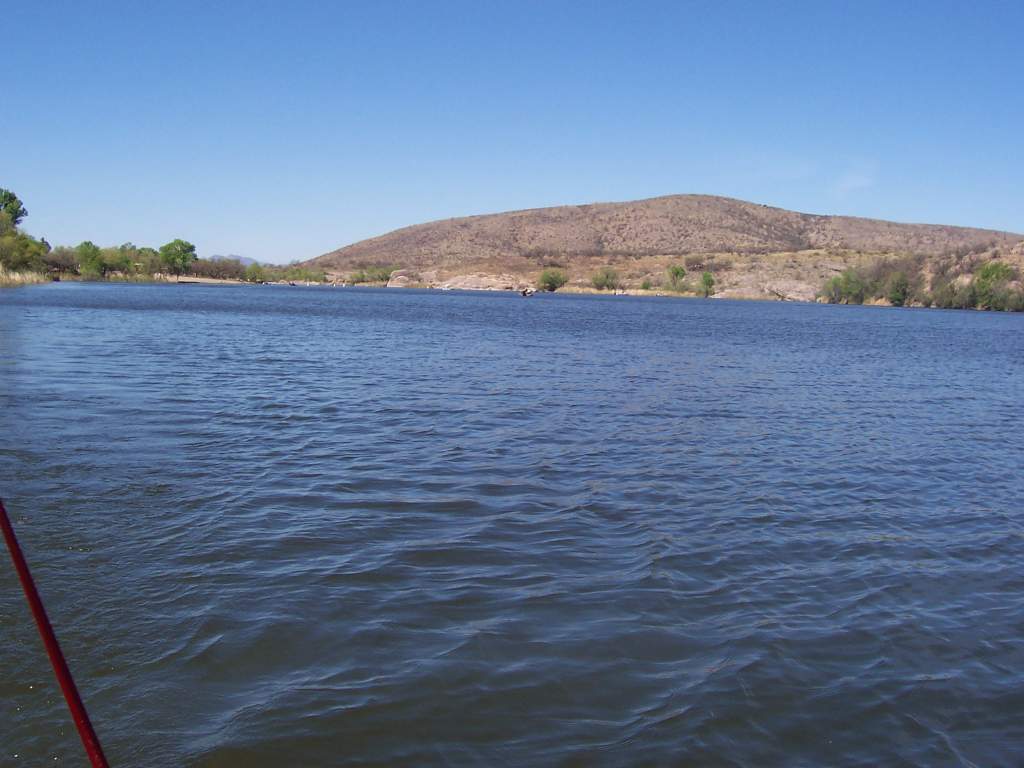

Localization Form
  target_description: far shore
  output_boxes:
[9,272,1024,313]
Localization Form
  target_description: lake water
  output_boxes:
[1,282,1022,765]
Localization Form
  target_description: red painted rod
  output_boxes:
[0,498,110,768]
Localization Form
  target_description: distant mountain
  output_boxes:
[301,195,1024,300]
[210,254,256,266]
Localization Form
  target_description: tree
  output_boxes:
[76,241,105,278]
[245,263,267,282]
[887,272,910,306]
[0,189,27,226]
[973,261,1016,310]
[44,246,79,274]
[843,270,867,303]
[102,246,133,275]
[591,267,621,291]
[701,271,715,297]
[537,268,568,292]
[666,264,686,291]
[159,239,197,278]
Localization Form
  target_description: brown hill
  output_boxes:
[303,195,1024,300]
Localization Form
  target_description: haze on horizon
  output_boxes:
[6,1,1022,264]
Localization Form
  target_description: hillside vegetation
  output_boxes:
[303,195,1024,304]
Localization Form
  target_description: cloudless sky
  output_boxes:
[6,1,1022,263]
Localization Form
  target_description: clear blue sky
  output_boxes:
[6,1,1022,263]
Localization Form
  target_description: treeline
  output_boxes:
[821,254,1024,311]
[1,189,49,281]
[191,258,326,283]
[0,187,326,285]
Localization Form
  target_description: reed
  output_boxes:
[0,266,47,288]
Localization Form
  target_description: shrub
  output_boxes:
[822,268,868,304]
[351,266,394,283]
[666,264,686,291]
[537,268,568,292]
[701,271,716,297]
[591,267,621,291]
[887,272,910,306]
[973,261,1017,310]
[245,263,267,282]
[640,278,652,290]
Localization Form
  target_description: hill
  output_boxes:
[302,195,1024,301]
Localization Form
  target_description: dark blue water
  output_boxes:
[1,282,1022,766]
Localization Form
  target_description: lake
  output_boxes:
[1,282,1022,765]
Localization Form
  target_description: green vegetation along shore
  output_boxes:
[1,187,326,287]
[5,185,1024,312]
[818,254,1024,311]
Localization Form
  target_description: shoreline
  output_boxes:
[14,274,1023,313]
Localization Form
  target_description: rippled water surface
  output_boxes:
[1,282,1022,765]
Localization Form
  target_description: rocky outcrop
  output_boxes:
[763,279,817,302]
[386,269,415,288]
[438,273,529,291]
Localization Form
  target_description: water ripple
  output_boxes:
[1,284,1022,765]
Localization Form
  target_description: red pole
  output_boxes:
[0,498,110,767]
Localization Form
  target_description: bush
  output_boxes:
[537,268,568,292]
[245,263,267,282]
[591,267,621,291]
[0,230,47,272]
[351,266,394,283]
[640,278,652,290]
[973,261,1017,309]
[701,271,715,297]
[666,264,686,291]
[822,268,868,304]
[887,272,910,306]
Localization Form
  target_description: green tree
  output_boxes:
[159,238,197,278]
[537,268,568,292]
[823,275,843,303]
[350,266,393,284]
[887,272,910,306]
[591,267,620,291]
[102,246,133,275]
[839,269,868,304]
[973,261,1016,310]
[701,271,715,297]
[76,241,105,278]
[666,264,686,291]
[0,189,27,226]
[135,247,161,275]
[245,263,267,282]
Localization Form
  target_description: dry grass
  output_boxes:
[303,194,1023,300]
[306,194,1022,273]
[0,266,47,288]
